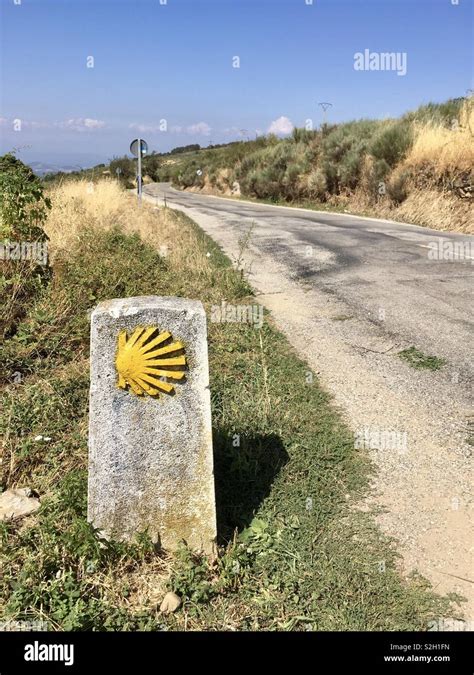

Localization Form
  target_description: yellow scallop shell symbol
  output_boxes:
[115,325,186,397]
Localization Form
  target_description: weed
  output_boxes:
[398,346,447,371]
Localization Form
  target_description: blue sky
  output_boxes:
[0,0,472,166]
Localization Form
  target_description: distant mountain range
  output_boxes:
[28,161,81,176]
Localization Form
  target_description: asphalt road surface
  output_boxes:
[146,183,473,377]
[144,182,474,616]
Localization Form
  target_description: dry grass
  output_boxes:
[326,103,474,233]
[45,179,214,280]
[88,556,171,615]
[339,184,473,234]
[390,187,473,234]
[404,99,474,178]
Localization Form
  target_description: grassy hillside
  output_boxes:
[0,175,460,630]
[160,97,472,233]
[52,97,472,233]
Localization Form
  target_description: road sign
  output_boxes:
[130,138,148,158]
[196,169,202,176]
[130,138,148,204]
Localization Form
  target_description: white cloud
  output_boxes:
[129,122,161,133]
[222,127,250,138]
[82,118,105,129]
[129,121,211,136]
[59,118,105,132]
[169,122,212,136]
[0,117,105,132]
[186,122,211,136]
[267,116,294,136]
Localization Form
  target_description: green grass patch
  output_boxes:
[397,346,447,371]
[0,210,459,631]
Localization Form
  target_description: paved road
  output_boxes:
[144,182,473,615]
[146,183,473,380]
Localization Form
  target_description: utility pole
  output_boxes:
[318,102,333,130]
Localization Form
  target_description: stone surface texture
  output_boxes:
[0,488,41,521]
[88,296,216,553]
[159,591,182,613]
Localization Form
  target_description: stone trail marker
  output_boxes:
[88,296,216,554]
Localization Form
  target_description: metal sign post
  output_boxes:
[137,138,142,203]
[130,138,148,204]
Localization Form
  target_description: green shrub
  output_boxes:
[0,153,51,240]
[307,168,327,199]
[291,127,315,144]
[403,98,465,126]
[142,153,163,181]
[283,162,306,200]
[321,120,380,193]
[170,143,200,155]
[109,156,135,185]
[361,158,391,201]
[179,162,201,188]
[0,154,51,341]
[369,121,413,168]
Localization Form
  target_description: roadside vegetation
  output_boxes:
[47,96,472,234]
[158,96,472,233]
[1,167,462,630]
